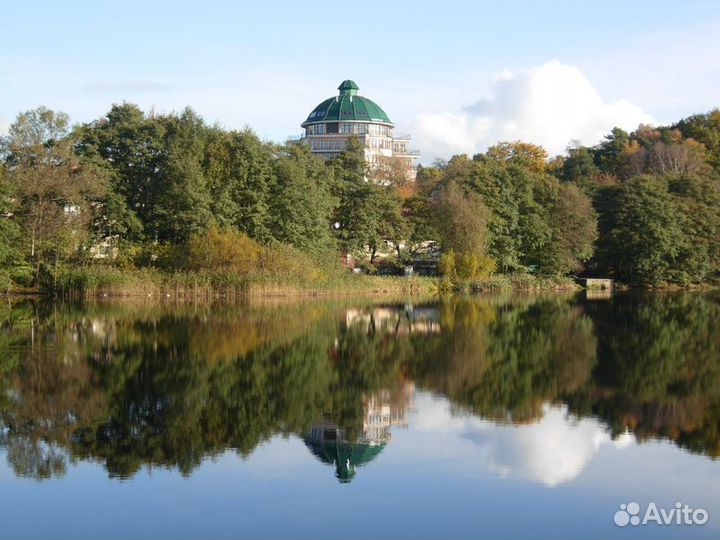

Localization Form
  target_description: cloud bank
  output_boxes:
[413,60,654,160]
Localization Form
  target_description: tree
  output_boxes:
[267,143,336,255]
[402,193,440,256]
[533,180,598,275]
[75,103,165,242]
[599,176,685,284]
[152,108,212,243]
[561,145,600,183]
[675,109,720,172]
[371,155,414,198]
[484,141,548,173]
[331,138,408,261]
[3,107,106,283]
[666,174,720,281]
[0,166,25,289]
[620,139,710,178]
[594,127,630,173]
[185,225,262,273]
[435,181,489,257]
[205,128,276,241]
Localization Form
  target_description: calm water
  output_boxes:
[1,292,719,539]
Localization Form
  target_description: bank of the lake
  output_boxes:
[30,267,581,299]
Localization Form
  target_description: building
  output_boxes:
[301,80,419,181]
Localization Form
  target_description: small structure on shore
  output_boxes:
[583,278,613,290]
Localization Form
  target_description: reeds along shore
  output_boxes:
[33,266,579,299]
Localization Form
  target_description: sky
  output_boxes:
[2,0,719,162]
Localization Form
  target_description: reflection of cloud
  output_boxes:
[83,81,170,93]
[413,60,654,159]
[414,395,630,487]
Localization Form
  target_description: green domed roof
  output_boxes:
[302,80,393,127]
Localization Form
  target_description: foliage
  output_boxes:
[2,101,720,291]
[331,138,408,261]
[426,149,596,276]
[0,166,26,289]
[267,143,337,255]
[440,249,496,282]
[594,174,720,284]
[185,225,263,273]
[2,107,107,285]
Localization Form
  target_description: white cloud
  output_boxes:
[413,394,632,487]
[413,60,654,161]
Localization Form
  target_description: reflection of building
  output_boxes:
[301,80,420,181]
[305,383,414,482]
[345,305,440,335]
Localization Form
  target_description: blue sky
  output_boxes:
[2,0,719,160]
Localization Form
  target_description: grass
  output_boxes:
[39,266,585,300]
[47,266,437,299]
[436,273,580,293]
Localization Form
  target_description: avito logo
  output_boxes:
[614,502,709,527]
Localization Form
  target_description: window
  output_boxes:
[307,124,326,135]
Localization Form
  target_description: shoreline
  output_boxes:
[4,269,716,301]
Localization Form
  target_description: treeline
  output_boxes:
[0,104,422,292]
[1,104,719,292]
[409,109,720,285]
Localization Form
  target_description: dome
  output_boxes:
[301,80,393,127]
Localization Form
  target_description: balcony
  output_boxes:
[393,147,421,158]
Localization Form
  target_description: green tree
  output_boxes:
[402,193,440,256]
[153,108,212,242]
[205,128,275,241]
[532,179,598,275]
[0,166,25,289]
[599,175,685,283]
[561,145,600,183]
[331,138,408,261]
[3,107,106,283]
[267,143,336,255]
[75,103,165,242]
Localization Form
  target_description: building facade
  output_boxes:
[301,80,419,180]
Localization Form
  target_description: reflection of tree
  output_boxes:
[2,292,720,481]
[568,293,720,456]
[409,296,596,422]
[0,299,414,479]
[6,437,68,479]
[0,301,108,478]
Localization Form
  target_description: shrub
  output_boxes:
[440,249,496,282]
[185,226,263,273]
[439,249,457,277]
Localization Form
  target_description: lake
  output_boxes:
[1,291,719,539]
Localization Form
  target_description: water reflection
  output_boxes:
[0,292,719,484]
[305,383,414,482]
[413,396,633,486]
